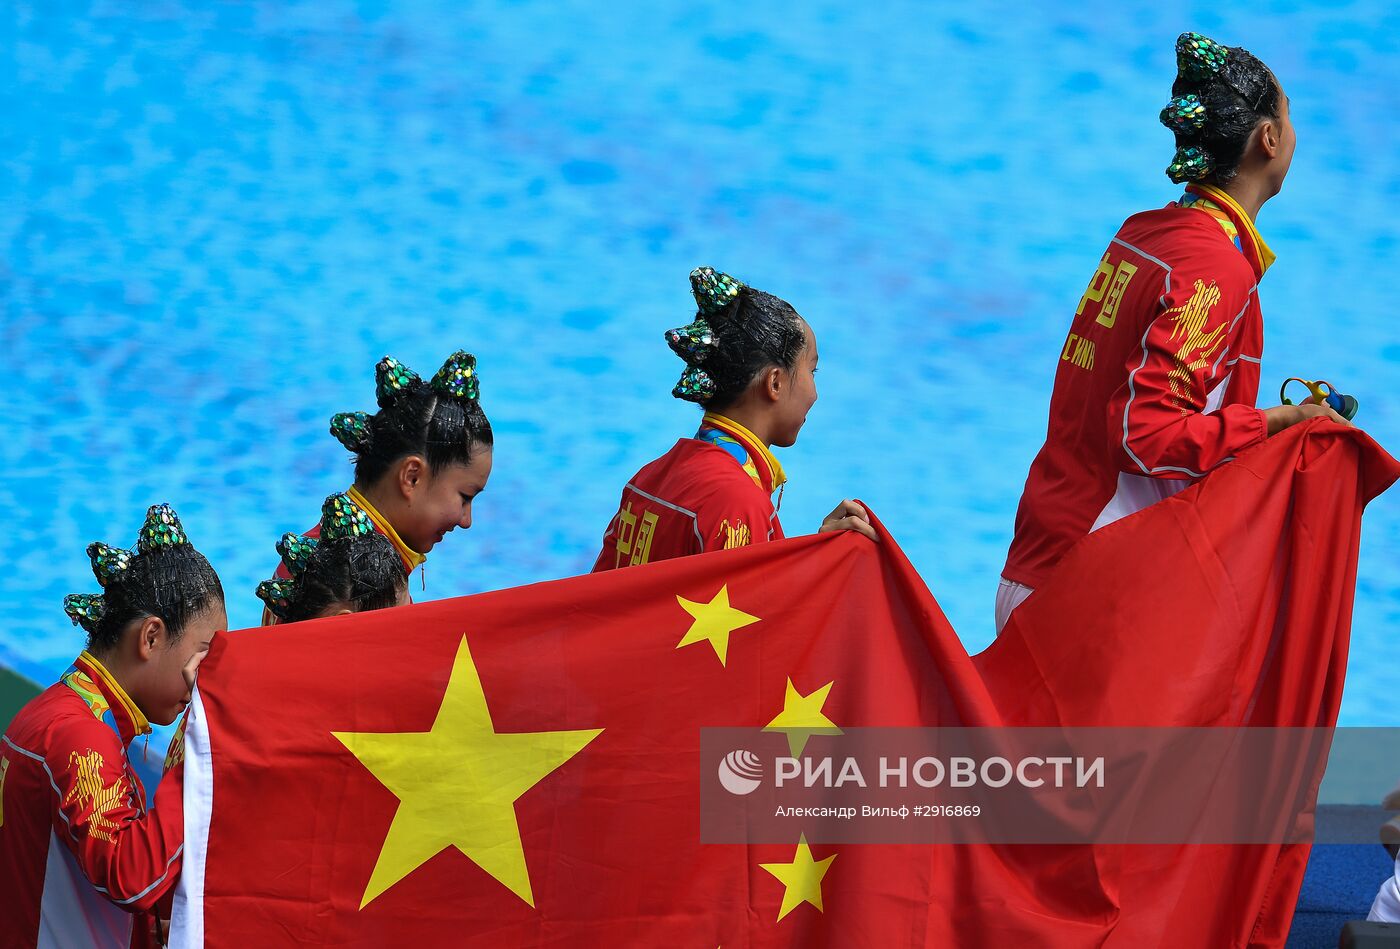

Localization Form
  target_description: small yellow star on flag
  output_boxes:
[675,584,759,666]
[333,635,602,909]
[760,834,837,921]
[763,677,842,756]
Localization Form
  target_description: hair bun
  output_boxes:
[86,542,132,587]
[275,532,318,579]
[330,411,373,453]
[320,493,376,543]
[1176,32,1229,83]
[665,318,718,365]
[1160,93,1208,135]
[63,593,105,633]
[255,579,295,620]
[689,266,745,316]
[671,365,716,403]
[374,356,422,407]
[137,503,189,553]
[1166,144,1215,183]
[430,351,481,401]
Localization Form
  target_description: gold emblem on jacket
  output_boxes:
[1165,279,1227,414]
[64,749,126,844]
[719,519,751,549]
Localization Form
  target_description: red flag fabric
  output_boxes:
[171,420,1397,947]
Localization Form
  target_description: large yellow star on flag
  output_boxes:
[763,677,842,756]
[760,834,837,921]
[675,584,760,666]
[333,635,602,910]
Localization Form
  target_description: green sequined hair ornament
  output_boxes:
[258,493,375,617]
[255,579,297,620]
[672,365,717,403]
[1160,94,1208,134]
[375,356,422,407]
[320,492,376,543]
[666,266,745,403]
[1176,31,1229,83]
[276,532,319,579]
[665,318,717,363]
[66,502,206,634]
[63,593,106,633]
[429,351,481,401]
[689,266,745,316]
[1166,144,1215,183]
[137,503,189,553]
[329,411,373,453]
[86,542,132,587]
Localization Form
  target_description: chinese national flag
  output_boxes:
[171,421,1397,947]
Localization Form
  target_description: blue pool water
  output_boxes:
[3,1,1397,729]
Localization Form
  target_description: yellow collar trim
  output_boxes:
[347,484,427,571]
[79,650,150,736]
[1191,184,1277,275]
[702,412,787,490]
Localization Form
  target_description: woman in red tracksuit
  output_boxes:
[593,266,874,572]
[998,32,1348,633]
[0,504,223,948]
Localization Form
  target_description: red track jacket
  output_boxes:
[593,412,786,571]
[1,652,182,948]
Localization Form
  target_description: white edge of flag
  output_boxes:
[169,687,212,947]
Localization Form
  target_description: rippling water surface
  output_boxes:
[3,1,1397,729]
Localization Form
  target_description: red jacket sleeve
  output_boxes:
[697,486,778,553]
[1107,264,1267,479]
[47,720,184,913]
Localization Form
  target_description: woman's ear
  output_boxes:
[1254,122,1276,159]
[135,616,167,661]
[763,366,786,403]
[397,455,426,500]
[1259,118,1282,159]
